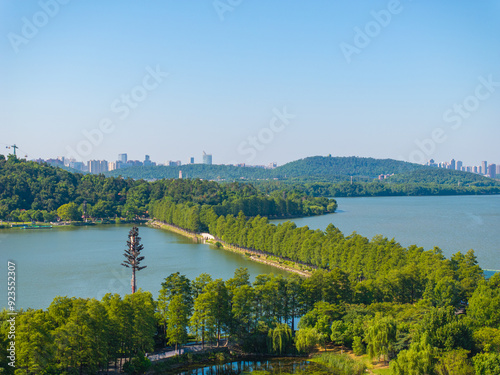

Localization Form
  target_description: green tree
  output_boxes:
[473,353,500,375]
[330,320,349,348]
[15,309,54,373]
[390,334,436,375]
[56,202,81,221]
[205,279,231,346]
[365,315,397,364]
[124,290,156,355]
[473,327,500,353]
[295,327,322,354]
[231,284,255,341]
[435,349,474,375]
[166,294,189,353]
[467,280,500,329]
[268,323,292,355]
[190,292,216,348]
[353,336,365,356]
[158,273,192,345]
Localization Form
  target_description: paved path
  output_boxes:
[147,341,227,362]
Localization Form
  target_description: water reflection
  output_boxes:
[175,358,322,375]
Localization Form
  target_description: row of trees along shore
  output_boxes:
[2,268,499,374]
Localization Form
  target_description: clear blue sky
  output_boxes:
[1,0,499,166]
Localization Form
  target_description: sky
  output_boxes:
[1,0,499,167]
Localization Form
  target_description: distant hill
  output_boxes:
[106,156,425,181]
[104,155,500,191]
[272,156,424,179]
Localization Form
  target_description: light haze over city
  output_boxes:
[1,1,499,166]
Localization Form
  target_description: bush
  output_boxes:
[123,352,151,374]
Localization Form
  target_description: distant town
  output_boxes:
[32,152,279,174]
[5,143,497,179]
[426,159,499,179]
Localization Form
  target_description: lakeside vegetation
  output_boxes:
[2,267,499,374]
[104,156,500,199]
[2,156,500,374]
[0,155,335,224]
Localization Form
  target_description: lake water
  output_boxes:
[175,358,318,375]
[0,225,288,310]
[273,195,500,272]
[2,195,499,310]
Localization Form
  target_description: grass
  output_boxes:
[311,352,367,375]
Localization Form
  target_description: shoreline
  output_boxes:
[148,220,313,278]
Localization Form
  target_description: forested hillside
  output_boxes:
[0,156,335,222]
[272,156,423,179]
[104,156,499,196]
[105,156,423,181]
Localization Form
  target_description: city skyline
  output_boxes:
[22,148,500,179]
[1,2,499,166]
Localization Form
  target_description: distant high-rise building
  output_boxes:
[481,161,488,175]
[89,160,99,174]
[450,159,456,170]
[108,161,118,171]
[488,164,496,178]
[497,165,500,175]
[166,160,181,167]
[190,157,195,164]
[127,160,143,167]
[179,170,183,179]
[456,160,462,171]
[89,160,108,174]
[144,155,152,166]
[118,153,127,163]
[69,161,84,171]
[202,151,212,165]
[473,166,478,173]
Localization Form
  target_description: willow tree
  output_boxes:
[121,227,146,293]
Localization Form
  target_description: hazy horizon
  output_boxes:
[2,1,499,166]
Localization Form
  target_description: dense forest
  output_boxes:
[252,180,500,198]
[105,156,425,181]
[0,156,335,223]
[2,268,499,374]
[105,156,499,192]
[150,199,485,304]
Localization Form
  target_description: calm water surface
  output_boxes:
[0,225,288,310]
[273,195,500,271]
[2,195,499,310]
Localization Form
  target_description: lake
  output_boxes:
[0,225,288,310]
[273,195,500,272]
[2,195,498,310]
